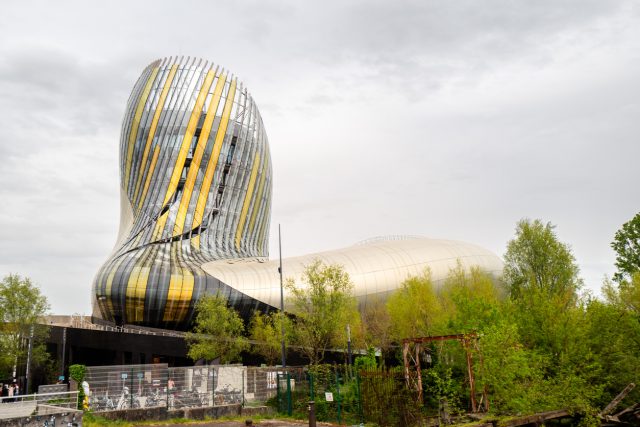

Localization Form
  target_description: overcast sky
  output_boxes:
[0,0,638,315]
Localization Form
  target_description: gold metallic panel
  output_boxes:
[173,72,227,235]
[247,156,268,238]
[160,69,216,208]
[191,78,238,244]
[235,153,261,250]
[125,265,149,322]
[133,64,178,205]
[137,147,160,210]
[162,270,195,322]
[124,67,159,189]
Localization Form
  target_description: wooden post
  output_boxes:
[600,383,636,416]
[415,343,422,404]
[403,342,409,385]
[464,338,477,413]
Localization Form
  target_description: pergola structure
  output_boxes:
[402,332,488,413]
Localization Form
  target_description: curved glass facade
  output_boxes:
[93,57,272,329]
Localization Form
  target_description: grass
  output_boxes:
[82,411,286,427]
[83,412,217,427]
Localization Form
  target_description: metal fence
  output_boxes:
[244,366,283,405]
[275,366,364,425]
[272,366,433,426]
[167,366,214,408]
[84,364,287,412]
[85,363,169,411]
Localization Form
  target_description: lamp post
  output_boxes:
[26,325,34,394]
[347,324,352,366]
[278,224,286,368]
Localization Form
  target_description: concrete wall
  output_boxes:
[95,403,271,422]
[97,404,239,422]
[0,406,82,427]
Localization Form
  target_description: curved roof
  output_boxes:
[201,237,503,310]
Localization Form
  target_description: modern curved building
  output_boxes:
[93,57,502,330]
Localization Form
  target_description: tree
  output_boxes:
[440,263,504,332]
[503,219,588,367]
[0,274,50,383]
[611,212,640,283]
[186,294,248,364]
[386,269,447,340]
[285,260,358,365]
[584,281,640,407]
[360,297,393,364]
[249,310,293,365]
[503,219,582,302]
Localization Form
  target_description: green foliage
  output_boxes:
[68,364,86,382]
[611,211,640,283]
[249,310,293,365]
[354,347,377,372]
[0,274,51,380]
[186,294,248,364]
[477,321,547,413]
[424,367,464,415]
[285,260,359,365]
[589,276,640,406]
[360,296,393,363]
[386,269,446,340]
[69,364,86,410]
[440,263,504,332]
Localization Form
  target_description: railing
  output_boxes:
[0,391,79,419]
[50,314,186,337]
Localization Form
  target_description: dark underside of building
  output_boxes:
[41,317,313,385]
[47,325,192,369]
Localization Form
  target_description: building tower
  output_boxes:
[93,57,272,329]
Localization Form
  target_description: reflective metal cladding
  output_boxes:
[93,57,272,329]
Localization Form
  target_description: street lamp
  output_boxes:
[347,324,352,365]
[278,224,286,368]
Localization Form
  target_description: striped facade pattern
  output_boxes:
[93,57,273,329]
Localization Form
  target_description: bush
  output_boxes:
[69,364,86,410]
